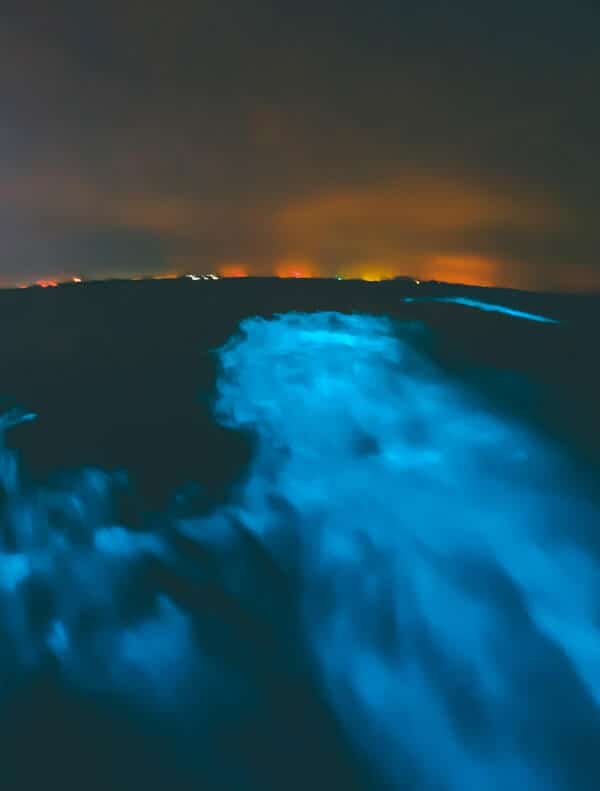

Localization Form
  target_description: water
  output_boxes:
[1,310,600,790]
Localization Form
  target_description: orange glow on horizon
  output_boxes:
[360,273,383,282]
[218,263,248,278]
[418,255,501,288]
[358,269,396,282]
[341,260,399,282]
[275,259,317,279]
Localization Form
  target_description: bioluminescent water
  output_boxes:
[403,296,561,323]
[1,311,599,790]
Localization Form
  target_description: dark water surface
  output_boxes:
[0,279,599,790]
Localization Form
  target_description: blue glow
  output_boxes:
[403,296,560,323]
[0,312,598,789]
[0,553,30,592]
[47,619,69,657]
[213,312,599,788]
[94,525,162,557]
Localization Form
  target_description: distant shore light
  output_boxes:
[218,264,248,278]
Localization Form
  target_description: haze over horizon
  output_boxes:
[2,2,599,291]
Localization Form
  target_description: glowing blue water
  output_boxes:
[403,296,561,323]
[1,312,598,789]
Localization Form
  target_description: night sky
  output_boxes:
[2,2,599,290]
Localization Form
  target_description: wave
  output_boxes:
[1,312,599,790]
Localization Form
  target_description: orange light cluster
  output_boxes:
[275,259,317,279]
[218,264,248,278]
[359,271,393,283]
[419,255,499,288]
[36,279,58,288]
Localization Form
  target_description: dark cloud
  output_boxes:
[1,1,599,288]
